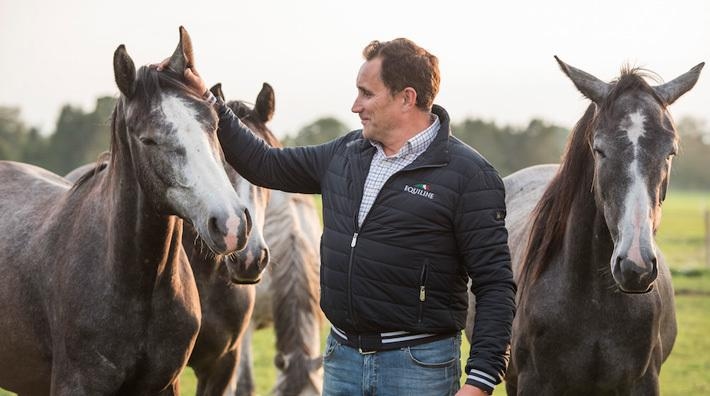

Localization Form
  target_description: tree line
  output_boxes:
[1,98,708,189]
[282,113,710,190]
[0,97,114,175]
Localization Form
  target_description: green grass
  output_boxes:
[656,190,710,270]
[1,191,708,396]
[661,294,710,395]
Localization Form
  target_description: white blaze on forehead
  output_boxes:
[615,110,653,266]
[625,111,646,146]
[161,95,227,191]
[161,94,243,240]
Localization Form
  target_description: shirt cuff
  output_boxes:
[203,90,217,106]
[465,368,498,394]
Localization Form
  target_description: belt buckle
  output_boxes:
[357,335,377,355]
[358,347,376,355]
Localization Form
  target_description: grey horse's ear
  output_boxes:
[254,82,275,123]
[210,83,225,102]
[654,62,705,105]
[555,56,610,104]
[167,26,195,74]
[113,44,136,97]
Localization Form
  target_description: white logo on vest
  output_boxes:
[403,184,435,200]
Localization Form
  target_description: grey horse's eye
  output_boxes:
[593,148,607,159]
[139,136,158,146]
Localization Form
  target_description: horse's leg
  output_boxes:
[629,375,659,396]
[234,325,255,396]
[14,383,51,396]
[514,371,564,396]
[196,350,239,396]
[505,381,518,396]
[49,358,121,396]
[629,353,662,396]
[156,379,179,396]
[503,355,519,395]
[513,372,536,396]
[196,374,208,396]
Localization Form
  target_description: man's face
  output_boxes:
[351,57,402,142]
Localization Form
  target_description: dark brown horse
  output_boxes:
[185,82,280,396]
[479,58,703,395]
[0,27,251,395]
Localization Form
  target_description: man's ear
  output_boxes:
[401,87,418,109]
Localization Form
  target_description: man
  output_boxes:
[163,38,515,395]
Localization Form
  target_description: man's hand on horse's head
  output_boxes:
[152,58,207,97]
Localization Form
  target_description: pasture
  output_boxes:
[1,190,708,396]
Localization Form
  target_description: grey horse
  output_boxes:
[235,190,323,396]
[0,27,251,395]
[229,87,324,396]
[468,58,703,395]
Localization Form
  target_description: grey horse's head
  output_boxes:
[556,57,703,292]
[112,27,252,255]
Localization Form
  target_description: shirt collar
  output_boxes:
[369,114,440,159]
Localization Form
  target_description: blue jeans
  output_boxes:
[322,332,462,395]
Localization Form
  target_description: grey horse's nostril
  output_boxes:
[259,248,270,271]
[648,256,659,281]
[208,216,225,238]
[244,208,253,235]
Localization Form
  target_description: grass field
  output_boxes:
[655,190,710,270]
[1,191,708,396]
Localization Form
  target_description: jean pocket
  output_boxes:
[323,334,339,361]
[405,337,459,369]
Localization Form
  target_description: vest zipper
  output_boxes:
[347,231,358,324]
[418,262,428,323]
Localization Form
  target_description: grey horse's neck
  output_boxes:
[83,113,186,292]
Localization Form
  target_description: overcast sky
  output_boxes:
[1,0,708,138]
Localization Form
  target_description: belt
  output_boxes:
[330,326,455,354]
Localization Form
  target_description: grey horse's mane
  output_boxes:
[267,192,322,394]
[70,153,111,191]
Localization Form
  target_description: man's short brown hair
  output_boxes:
[362,38,440,111]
